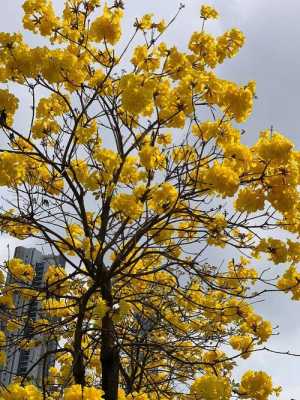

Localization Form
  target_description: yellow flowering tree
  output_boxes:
[0,1,297,400]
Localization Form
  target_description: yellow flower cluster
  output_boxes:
[217,28,246,63]
[253,238,288,264]
[172,145,196,164]
[42,298,71,318]
[131,46,160,72]
[204,162,240,197]
[94,147,121,184]
[189,31,218,68]
[229,335,254,359]
[36,93,69,118]
[150,223,174,244]
[149,183,178,214]
[0,89,19,125]
[200,5,219,20]
[0,382,42,400]
[235,187,265,213]
[222,82,253,122]
[189,28,245,70]
[120,74,155,116]
[139,144,166,170]
[89,5,123,45]
[0,152,63,196]
[0,342,6,369]
[32,117,60,139]
[277,265,300,300]
[217,257,258,293]
[111,193,144,220]
[0,152,26,186]
[7,258,35,283]
[0,331,5,348]
[254,130,293,162]
[22,0,59,37]
[136,14,166,32]
[190,374,231,400]
[44,265,68,295]
[241,314,273,343]
[6,319,20,332]
[75,120,98,145]
[0,351,6,366]
[119,156,141,185]
[206,212,227,247]
[239,371,281,400]
[63,384,104,400]
[0,291,14,308]
[92,298,109,327]
[42,49,86,88]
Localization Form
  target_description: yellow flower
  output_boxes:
[149,183,178,214]
[0,331,5,347]
[7,258,35,283]
[131,45,160,72]
[0,270,4,287]
[191,374,231,400]
[200,5,219,20]
[192,120,220,141]
[157,132,173,146]
[42,298,71,318]
[217,29,245,63]
[93,298,109,326]
[22,0,59,37]
[239,371,281,400]
[254,130,294,163]
[229,335,254,359]
[0,89,19,125]
[0,351,6,366]
[139,144,165,170]
[189,31,217,68]
[32,118,61,139]
[36,93,70,118]
[204,162,240,197]
[253,238,288,264]
[111,193,144,220]
[44,265,67,295]
[277,265,300,300]
[63,384,104,400]
[120,74,155,116]
[138,14,153,30]
[206,212,227,247]
[221,82,253,122]
[119,156,140,184]
[7,319,19,332]
[235,187,265,213]
[150,223,174,244]
[89,5,123,45]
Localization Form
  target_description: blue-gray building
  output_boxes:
[0,246,65,386]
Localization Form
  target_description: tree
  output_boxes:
[0,1,297,399]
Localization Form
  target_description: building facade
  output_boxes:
[0,246,65,386]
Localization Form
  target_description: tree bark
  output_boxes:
[73,349,86,386]
[101,279,119,400]
[73,283,97,386]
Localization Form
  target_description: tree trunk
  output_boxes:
[72,283,98,386]
[73,349,86,386]
[101,279,119,400]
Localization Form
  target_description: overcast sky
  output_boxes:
[1,1,300,398]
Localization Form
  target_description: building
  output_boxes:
[0,246,65,386]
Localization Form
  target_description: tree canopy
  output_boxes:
[0,1,298,400]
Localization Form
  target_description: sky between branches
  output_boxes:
[0,0,300,398]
